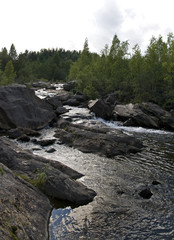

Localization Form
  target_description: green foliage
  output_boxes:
[17,165,48,190]
[68,34,174,108]
[0,60,16,85]
[0,167,5,176]
[1,34,174,108]
[31,168,47,189]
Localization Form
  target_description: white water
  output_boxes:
[23,88,174,239]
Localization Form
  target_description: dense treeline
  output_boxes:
[69,34,174,109]
[0,45,80,85]
[1,33,174,109]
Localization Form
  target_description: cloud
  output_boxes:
[89,0,124,52]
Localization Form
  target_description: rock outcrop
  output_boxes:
[54,119,144,157]
[0,138,96,204]
[0,162,51,240]
[0,84,55,130]
[113,102,174,130]
[88,99,114,120]
[0,137,96,239]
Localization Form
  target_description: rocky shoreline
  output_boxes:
[0,83,173,239]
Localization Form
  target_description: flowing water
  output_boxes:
[16,104,174,240]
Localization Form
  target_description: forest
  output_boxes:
[1,33,174,109]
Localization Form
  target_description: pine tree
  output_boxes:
[1,60,16,85]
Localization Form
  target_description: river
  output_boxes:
[16,101,174,240]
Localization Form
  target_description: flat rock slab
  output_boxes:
[0,138,96,204]
[54,119,144,158]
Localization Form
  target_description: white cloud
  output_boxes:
[1,0,174,54]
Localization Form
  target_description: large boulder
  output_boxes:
[88,99,114,120]
[0,138,96,204]
[113,102,174,130]
[113,103,159,129]
[0,84,56,130]
[0,162,51,240]
[139,102,174,130]
[54,119,144,158]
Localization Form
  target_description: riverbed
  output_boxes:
[16,104,174,240]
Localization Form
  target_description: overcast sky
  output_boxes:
[1,0,174,54]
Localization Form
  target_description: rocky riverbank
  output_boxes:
[1,83,172,239]
[0,84,94,239]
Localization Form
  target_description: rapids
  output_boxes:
[16,104,174,240]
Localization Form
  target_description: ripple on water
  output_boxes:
[16,106,174,240]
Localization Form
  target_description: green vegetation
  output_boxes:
[69,33,174,109]
[1,33,174,109]
[0,45,80,85]
[0,167,5,176]
[17,166,48,190]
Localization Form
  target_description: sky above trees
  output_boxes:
[1,0,174,53]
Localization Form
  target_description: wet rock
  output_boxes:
[46,148,56,153]
[103,92,118,106]
[54,120,144,157]
[17,134,30,142]
[113,103,159,128]
[113,102,174,130]
[8,128,40,139]
[0,137,96,204]
[138,188,153,199]
[88,99,114,120]
[33,138,56,146]
[63,98,80,106]
[55,106,69,116]
[0,84,56,130]
[152,180,161,185]
[8,128,23,139]
[45,95,62,110]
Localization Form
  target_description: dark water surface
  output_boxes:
[17,106,174,240]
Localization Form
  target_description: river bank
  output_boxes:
[0,83,174,239]
[17,105,174,240]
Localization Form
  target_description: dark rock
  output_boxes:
[171,110,174,117]
[55,90,72,102]
[0,84,55,130]
[55,106,69,116]
[0,162,51,240]
[103,92,117,106]
[33,147,42,151]
[74,92,88,102]
[34,139,56,146]
[88,99,114,120]
[152,180,161,185]
[0,137,96,204]
[113,102,174,130]
[140,102,174,130]
[63,98,80,106]
[17,134,30,142]
[8,128,23,139]
[138,188,153,199]
[8,128,40,139]
[63,81,76,91]
[46,148,56,153]
[45,95,62,110]
[54,121,144,157]
[56,118,71,128]
[113,103,159,129]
